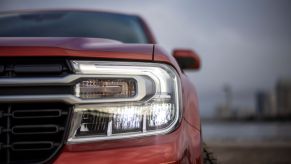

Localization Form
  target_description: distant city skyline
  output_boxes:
[1,0,291,117]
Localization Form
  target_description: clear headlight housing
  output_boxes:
[68,61,181,143]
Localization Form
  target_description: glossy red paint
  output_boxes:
[0,11,202,164]
[154,45,202,151]
[55,120,201,164]
[173,49,201,70]
[0,46,153,61]
[153,46,182,74]
[0,37,154,61]
[0,41,202,164]
[138,17,157,44]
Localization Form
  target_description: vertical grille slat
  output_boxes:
[0,65,4,73]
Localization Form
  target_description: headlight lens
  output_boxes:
[68,61,181,143]
[75,78,137,99]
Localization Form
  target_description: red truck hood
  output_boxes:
[0,37,154,61]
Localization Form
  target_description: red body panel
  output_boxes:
[0,37,153,61]
[154,46,201,129]
[55,120,201,164]
[0,46,153,61]
[0,35,201,164]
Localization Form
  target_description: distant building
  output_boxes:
[235,107,255,119]
[215,85,234,119]
[255,91,276,117]
[216,104,233,119]
[276,79,291,116]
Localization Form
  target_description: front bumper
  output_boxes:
[54,120,202,164]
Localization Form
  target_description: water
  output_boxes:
[202,121,291,143]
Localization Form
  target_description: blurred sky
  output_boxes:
[1,0,291,117]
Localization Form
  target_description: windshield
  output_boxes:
[0,11,149,43]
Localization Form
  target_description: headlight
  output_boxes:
[68,61,181,143]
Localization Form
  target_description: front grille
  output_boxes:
[0,58,72,78]
[0,103,71,164]
[0,58,74,163]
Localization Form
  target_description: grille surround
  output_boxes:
[0,57,72,78]
[0,58,73,164]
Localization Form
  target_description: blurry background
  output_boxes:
[1,0,291,163]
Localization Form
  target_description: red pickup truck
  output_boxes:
[0,9,216,164]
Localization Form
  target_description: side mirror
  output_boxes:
[172,49,201,70]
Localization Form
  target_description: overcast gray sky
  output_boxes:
[1,0,291,117]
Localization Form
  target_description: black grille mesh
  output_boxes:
[0,58,72,78]
[0,58,73,163]
[0,103,71,164]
